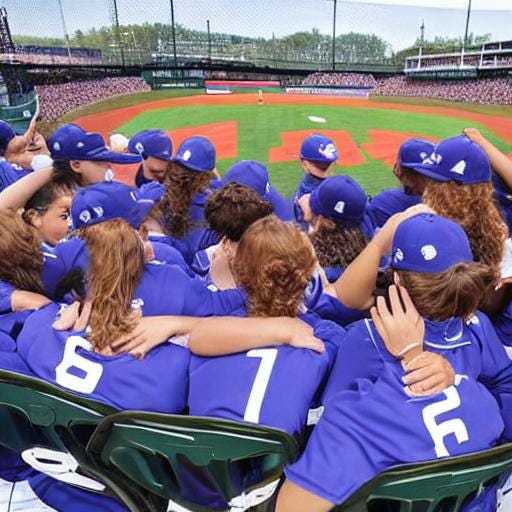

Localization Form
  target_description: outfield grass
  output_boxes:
[117,102,510,197]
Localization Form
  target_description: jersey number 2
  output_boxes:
[55,335,103,394]
[244,349,278,423]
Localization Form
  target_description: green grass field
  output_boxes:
[60,89,512,197]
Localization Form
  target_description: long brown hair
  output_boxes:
[309,216,368,270]
[159,162,213,238]
[78,219,145,351]
[234,215,316,317]
[423,180,507,274]
[397,262,494,322]
[0,210,45,293]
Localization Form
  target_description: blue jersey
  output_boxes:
[151,240,189,272]
[43,238,244,316]
[286,364,503,505]
[265,186,294,221]
[494,299,512,356]
[188,311,344,438]
[0,159,31,192]
[322,313,512,441]
[492,173,512,232]
[14,303,190,512]
[365,189,421,231]
[293,173,324,226]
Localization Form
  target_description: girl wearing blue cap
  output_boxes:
[49,123,140,189]
[158,136,219,263]
[276,213,512,512]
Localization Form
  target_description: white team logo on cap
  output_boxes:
[319,143,336,160]
[76,142,85,148]
[422,152,442,165]
[334,201,345,214]
[265,182,270,194]
[182,149,192,161]
[135,142,144,153]
[421,245,437,261]
[449,160,466,176]
[79,210,92,224]
[53,142,61,151]
[419,152,428,160]
[394,248,404,262]
[92,206,104,218]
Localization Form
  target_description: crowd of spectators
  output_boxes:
[406,53,512,70]
[373,76,512,104]
[36,77,150,122]
[302,72,377,87]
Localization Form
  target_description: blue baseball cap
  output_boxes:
[71,181,157,230]
[398,138,435,168]
[300,134,338,164]
[223,160,271,198]
[49,124,141,164]
[0,121,17,157]
[411,135,491,184]
[392,213,473,273]
[174,136,216,172]
[128,129,173,162]
[309,175,367,225]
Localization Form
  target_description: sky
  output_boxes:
[4,0,512,52]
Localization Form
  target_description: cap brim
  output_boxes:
[408,163,451,182]
[89,150,142,164]
[130,201,155,229]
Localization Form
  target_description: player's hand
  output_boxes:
[403,351,455,396]
[370,285,424,359]
[52,301,91,332]
[280,317,325,353]
[463,127,486,145]
[112,315,181,359]
[11,290,51,312]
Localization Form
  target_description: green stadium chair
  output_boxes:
[334,442,512,512]
[0,369,159,512]
[87,411,300,512]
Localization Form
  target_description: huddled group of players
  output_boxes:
[0,115,511,512]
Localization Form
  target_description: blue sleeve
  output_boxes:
[312,293,366,328]
[181,275,245,317]
[0,280,15,313]
[151,242,190,274]
[472,312,512,441]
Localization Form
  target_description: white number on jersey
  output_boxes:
[21,447,105,491]
[55,335,103,394]
[243,349,278,423]
[422,385,469,458]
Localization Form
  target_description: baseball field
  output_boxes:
[66,90,512,197]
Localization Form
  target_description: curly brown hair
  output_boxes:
[309,216,368,270]
[159,162,213,238]
[78,219,145,352]
[423,180,507,275]
[0,210,45,293]
[234,215,317,317]
[399,166,429,196]
[205,183,273,242]
[397,262,494,321]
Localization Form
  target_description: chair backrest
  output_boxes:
[0,369,157,512]
[87,411,300,512]
[335,442,512,512]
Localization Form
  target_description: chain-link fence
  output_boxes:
[1,1,511,69]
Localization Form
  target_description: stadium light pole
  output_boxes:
[331,0,337,71]
[207,19,212,62]
[56,0,72,64]
[463,0,472,48]
[169,0,177,66]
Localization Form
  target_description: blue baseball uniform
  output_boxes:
[493,173,512,232]
[365,189,421,231]
[286,364,503,505]
[188,311,344,438]
[0,159,31,192]
[311,292,365,328]
[293,173,324,226]
[42,238,244,316]
[322,313,512,441]
[12,302,190,511]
